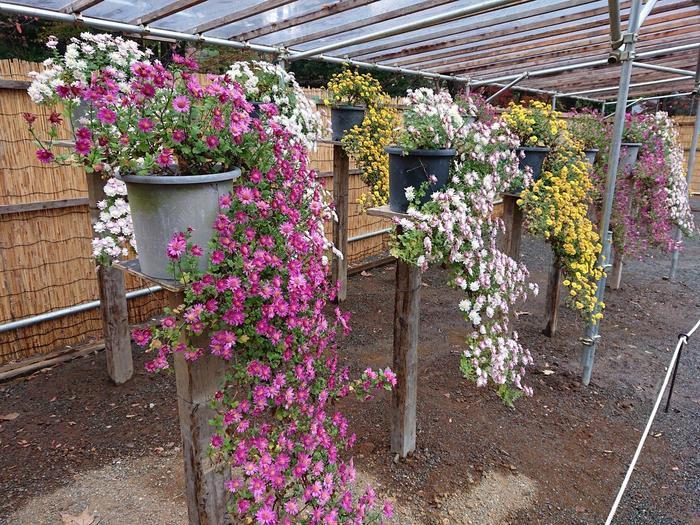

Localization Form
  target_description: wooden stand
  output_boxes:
[87,173,132,384]
[368,206,420,457]
[543,257,563,338]
[501,193,523,260]
[115,260,228,525]
[331,143,350,302]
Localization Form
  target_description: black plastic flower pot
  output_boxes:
[331,105,365,141]
[386,147,456,213]
[515,146,550,181]
[584,148,599,165]
[250,101,262,119]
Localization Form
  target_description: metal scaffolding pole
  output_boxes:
[669,50,700,280]
[485,72,528,102]
[632,61,696,77]
[581,0,643,386]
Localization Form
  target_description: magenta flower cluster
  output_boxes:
[135,114,396,522]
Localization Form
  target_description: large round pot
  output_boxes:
[118,169,240,280]
[620,142,642,172]
[331,105,365,141]
[515,146,550,181]
[584,148,599,165]
[386,147,456,213]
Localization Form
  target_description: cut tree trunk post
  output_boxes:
[87,172,132,384]
[332,144,350,302]
[543,257,563,338]
[609,246,624,290]
[391,248,421,457]
[115,260,229,524]
[501,193,523,260]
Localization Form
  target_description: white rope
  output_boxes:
[604,317,699,524]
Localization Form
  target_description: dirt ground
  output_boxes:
[1,211,699,525]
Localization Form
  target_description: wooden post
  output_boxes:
[501,193,523,260]
[391,246,421,457]
[609,246,624,290]
[87,173,132,384]
[543,257,563,338]
[115,260,228,525]
[331,144,350,302]
[169,291,229,525]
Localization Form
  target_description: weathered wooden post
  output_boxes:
[609,245,624,290]
[331,143,350,302]
[501,192,523,260]
[543,257,563,337]
[116,260,228,525]
[368,207,420,458]
[86,173,133,384]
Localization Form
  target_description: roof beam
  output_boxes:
[564,76,692,96]
[383,1,692,68]
[426,25,698,75]
[348,0,598,60]
[289,0,523,61]
[189,0,296,35]
[60,0,103,13]
[228,0,381,42]
[385,0,691,68]
[130,0,206,25]
[280,0,456,48]
[469,41,700,86]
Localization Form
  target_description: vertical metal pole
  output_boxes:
[551,95,557,111]
[581,230,613,384]
[581,0,642,386]
[669,50,700,280]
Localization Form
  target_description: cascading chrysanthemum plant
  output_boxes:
[391,91,538,406]
[505,102,605,323]
[133,102,396,524]
[25,33,151,264]
[325,69,398,209]
[609,111,695,255]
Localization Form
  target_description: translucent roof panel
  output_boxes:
[4,0,67,9]
[85,0,175,22]
[148,0,263,32]
[249,0,482,48]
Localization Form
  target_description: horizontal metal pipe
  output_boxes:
[348,227,393,243]
[606,91,693,105]
[289,0,521,61]
[564,75,690,96]
[633,61,696,77]
[472,42,700,86]
[0,285,162,333]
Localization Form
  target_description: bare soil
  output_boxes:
[1,212,698,524]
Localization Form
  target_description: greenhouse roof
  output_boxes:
[1,0,698,100]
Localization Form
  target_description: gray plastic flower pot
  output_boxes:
[386,147,456,213]
[620,143,642,171]
[331,105,365,141]
[584,148,599,165]
[118,169,240,280]
[515,146,550,181]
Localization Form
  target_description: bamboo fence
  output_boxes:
[1,58,697,367]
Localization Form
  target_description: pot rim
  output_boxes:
[332,104,366,111]
[117,168,241,185]
[515,146,550,152]
[620,142,642,147]
[385,146,457,156]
